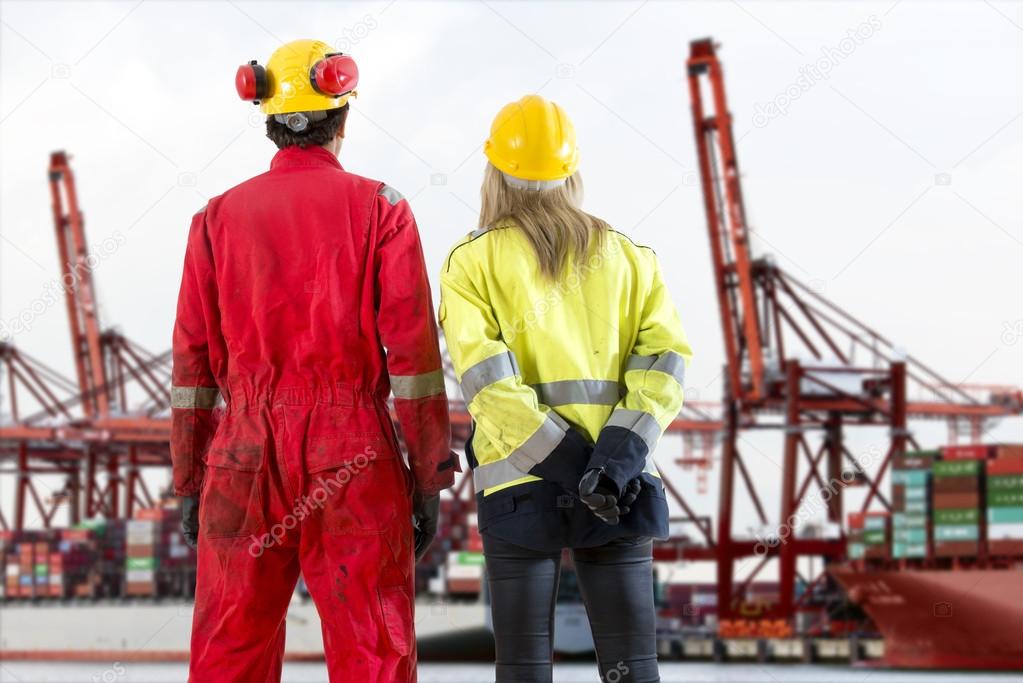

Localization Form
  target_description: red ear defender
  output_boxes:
[235,61,268,102]
[310,54,359,97]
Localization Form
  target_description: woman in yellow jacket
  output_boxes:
[440,95,692,683]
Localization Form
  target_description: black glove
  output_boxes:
[181,495,199,549]
[618,478,642,516]
[578,469,622,525]
[412,493,440,562]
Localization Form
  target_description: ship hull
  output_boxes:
[831,564,1023,670]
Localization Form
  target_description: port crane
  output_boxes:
[683,38,1023,625]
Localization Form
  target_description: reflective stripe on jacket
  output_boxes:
[439,222,691,548]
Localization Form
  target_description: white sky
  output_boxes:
[2,1,1022,545]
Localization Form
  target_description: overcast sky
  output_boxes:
[2,1,1022,539]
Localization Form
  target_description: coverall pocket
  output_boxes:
[201,414,266,538]
[377,585,413,656]
[316,452,409,535]
[200,466,263,538]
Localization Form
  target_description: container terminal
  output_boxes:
[1,38,1021,671]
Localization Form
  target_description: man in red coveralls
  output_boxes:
[170,39,456,682]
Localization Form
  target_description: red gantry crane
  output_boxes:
[683,38,1023,625]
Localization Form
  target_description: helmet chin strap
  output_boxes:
[273,109,329,133]
[501,172,567,192]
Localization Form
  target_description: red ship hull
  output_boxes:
[831,563,1023,669]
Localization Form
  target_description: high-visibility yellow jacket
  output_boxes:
[440,221,692,549]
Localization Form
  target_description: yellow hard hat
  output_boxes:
[235,39,358,116]
[484,95,579,188]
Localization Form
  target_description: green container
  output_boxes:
[934,508,980,525]
[988,506,1023,524]
[934,524,979,542]
[125,557,156,571]
[933,460,982,478]
[905,450,940,459]
[455,552,485,566]
[988,475,1023,491]
[74,518,108,537]
[34,563,47,576]
[863,530,887,544]
[988,490,1023,508]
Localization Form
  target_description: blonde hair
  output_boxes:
[478,163,609,278]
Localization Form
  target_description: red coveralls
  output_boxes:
[170,145,455,682]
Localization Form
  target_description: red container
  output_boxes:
[994,444,1023,460]
[932,477,979,494]
[934,540,979,557]
[125,581,157,596]
[934,492,980,509]
[941,444,993,461]
[893,455,935,471]
[136,506,181,522]
[988,540,1023,556]
[864,545,891,560]
[847,512,866,530]
[988,458,1023,476]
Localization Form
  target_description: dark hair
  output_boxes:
[265,104,349,149]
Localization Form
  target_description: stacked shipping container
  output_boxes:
[1,502,195,600]
[987,445,1023,556]
[891,450,934,558]
[847,512,890,560]
[2,526,120,599]
[858,442,1023,562]
[932,454,984,557]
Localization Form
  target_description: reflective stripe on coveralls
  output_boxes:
[170,385,220,409]
[389,369,445,399]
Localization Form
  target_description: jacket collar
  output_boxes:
[270,145,343,171]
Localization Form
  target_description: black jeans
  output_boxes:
[483,534,660,683]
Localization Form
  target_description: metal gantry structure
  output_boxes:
[0,152,174,530]
[684,38,1023,623]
